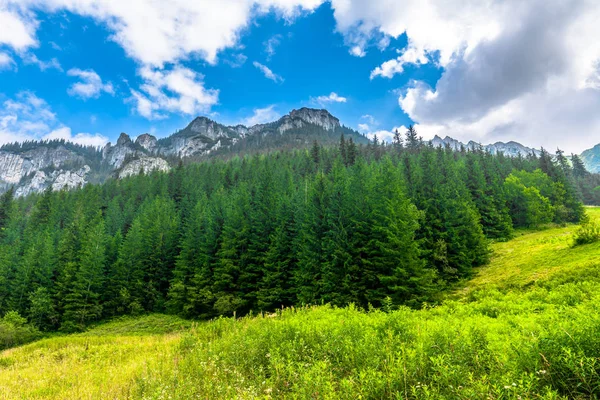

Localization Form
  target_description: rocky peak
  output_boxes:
[116,133,133,146]
[288,108,340,131]
[184,117,231,141]
[135,133,158,152]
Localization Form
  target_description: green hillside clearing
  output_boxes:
[1,209,599,399]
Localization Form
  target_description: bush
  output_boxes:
[0,311,42,350]
[572,219,600,247]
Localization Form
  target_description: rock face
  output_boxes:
[0,108,357,197]
[135,134,158,153]
[430,135,541,157]
[119,157,170,178]
[103,133,138,168]
[286,108,340,131]
[15,165,91,197]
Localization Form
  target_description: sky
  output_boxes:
[1,0,600,154]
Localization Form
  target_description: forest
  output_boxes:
[0,130,589,332]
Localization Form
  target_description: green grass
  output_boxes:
[2,209,600,399]
[460,207,600,292]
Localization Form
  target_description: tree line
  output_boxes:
[0,129,586,331]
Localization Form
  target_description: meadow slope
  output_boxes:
[1,209,599,399]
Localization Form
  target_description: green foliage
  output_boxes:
[572,218,600,247]
[0,311,42,350]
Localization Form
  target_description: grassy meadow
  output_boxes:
[1,209,600,399]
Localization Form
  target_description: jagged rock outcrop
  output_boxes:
[15,165,90,197]
[0,146,85,185]
[102,133,138,168]
[118,157,170,178]
[286,108,340,131]
[158,117,239,158]
[430,135,541,157]
[135,134,158,153]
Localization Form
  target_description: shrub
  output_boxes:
[572,219,600,247]
[0,311,42,350]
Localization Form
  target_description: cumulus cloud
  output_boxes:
[129,66,219,120]
[2,0,324,117]
[312,92,347,105]
[0,8,38,51]
[358,123,369,132]
[0,52,15,70]
[357,114,378,132]
[365,126,405,143]
[7,0,325,67]
[42,126,108,147]
[241,105,280,126]
[370,48,428,79]
[332,0,600,153]
[0,91,107,146]
[253,61,284,82]
[67,68,114,99]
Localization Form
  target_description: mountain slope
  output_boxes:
[0,108,366,196]
[580,143,600,173]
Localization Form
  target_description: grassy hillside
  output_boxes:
[1,210,600,399]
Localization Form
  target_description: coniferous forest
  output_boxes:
[0,133,585,332]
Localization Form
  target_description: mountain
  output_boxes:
[580,143,600,173]
[430,135,541,157]
[0,108,366,196]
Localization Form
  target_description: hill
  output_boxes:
[1,208,599,399]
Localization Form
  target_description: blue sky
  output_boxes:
[1,1,600,153]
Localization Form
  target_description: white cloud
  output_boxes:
[313,92,347,105]
[0,91,107,146]
[264,34,283,59]
[21,53,62,71]
[241,105,280,126]
[331,0,600,153]
[1,0,326,118]
[43,126,108,147]
[370,48,429,79]
[0,52,15,69]
[365,126,405,143]
[253,61,284,82]
[67,68,114,99]
[224,53,248,68]
[358,123,369,132]
[0,8,38,51]
[8,0,324,67]
[130,66,219,120]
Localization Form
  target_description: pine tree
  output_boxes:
[0,187,14,236]
[346,138,357,166]
[571,154,588,179]
[405,125,420,152]
[61,217,107,331]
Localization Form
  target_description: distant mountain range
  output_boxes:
[1,107,599,196]
[430,135,541,158]
[0,108,366,196]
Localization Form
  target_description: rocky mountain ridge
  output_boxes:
[430,135,541,157]
[0,108,351,196]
